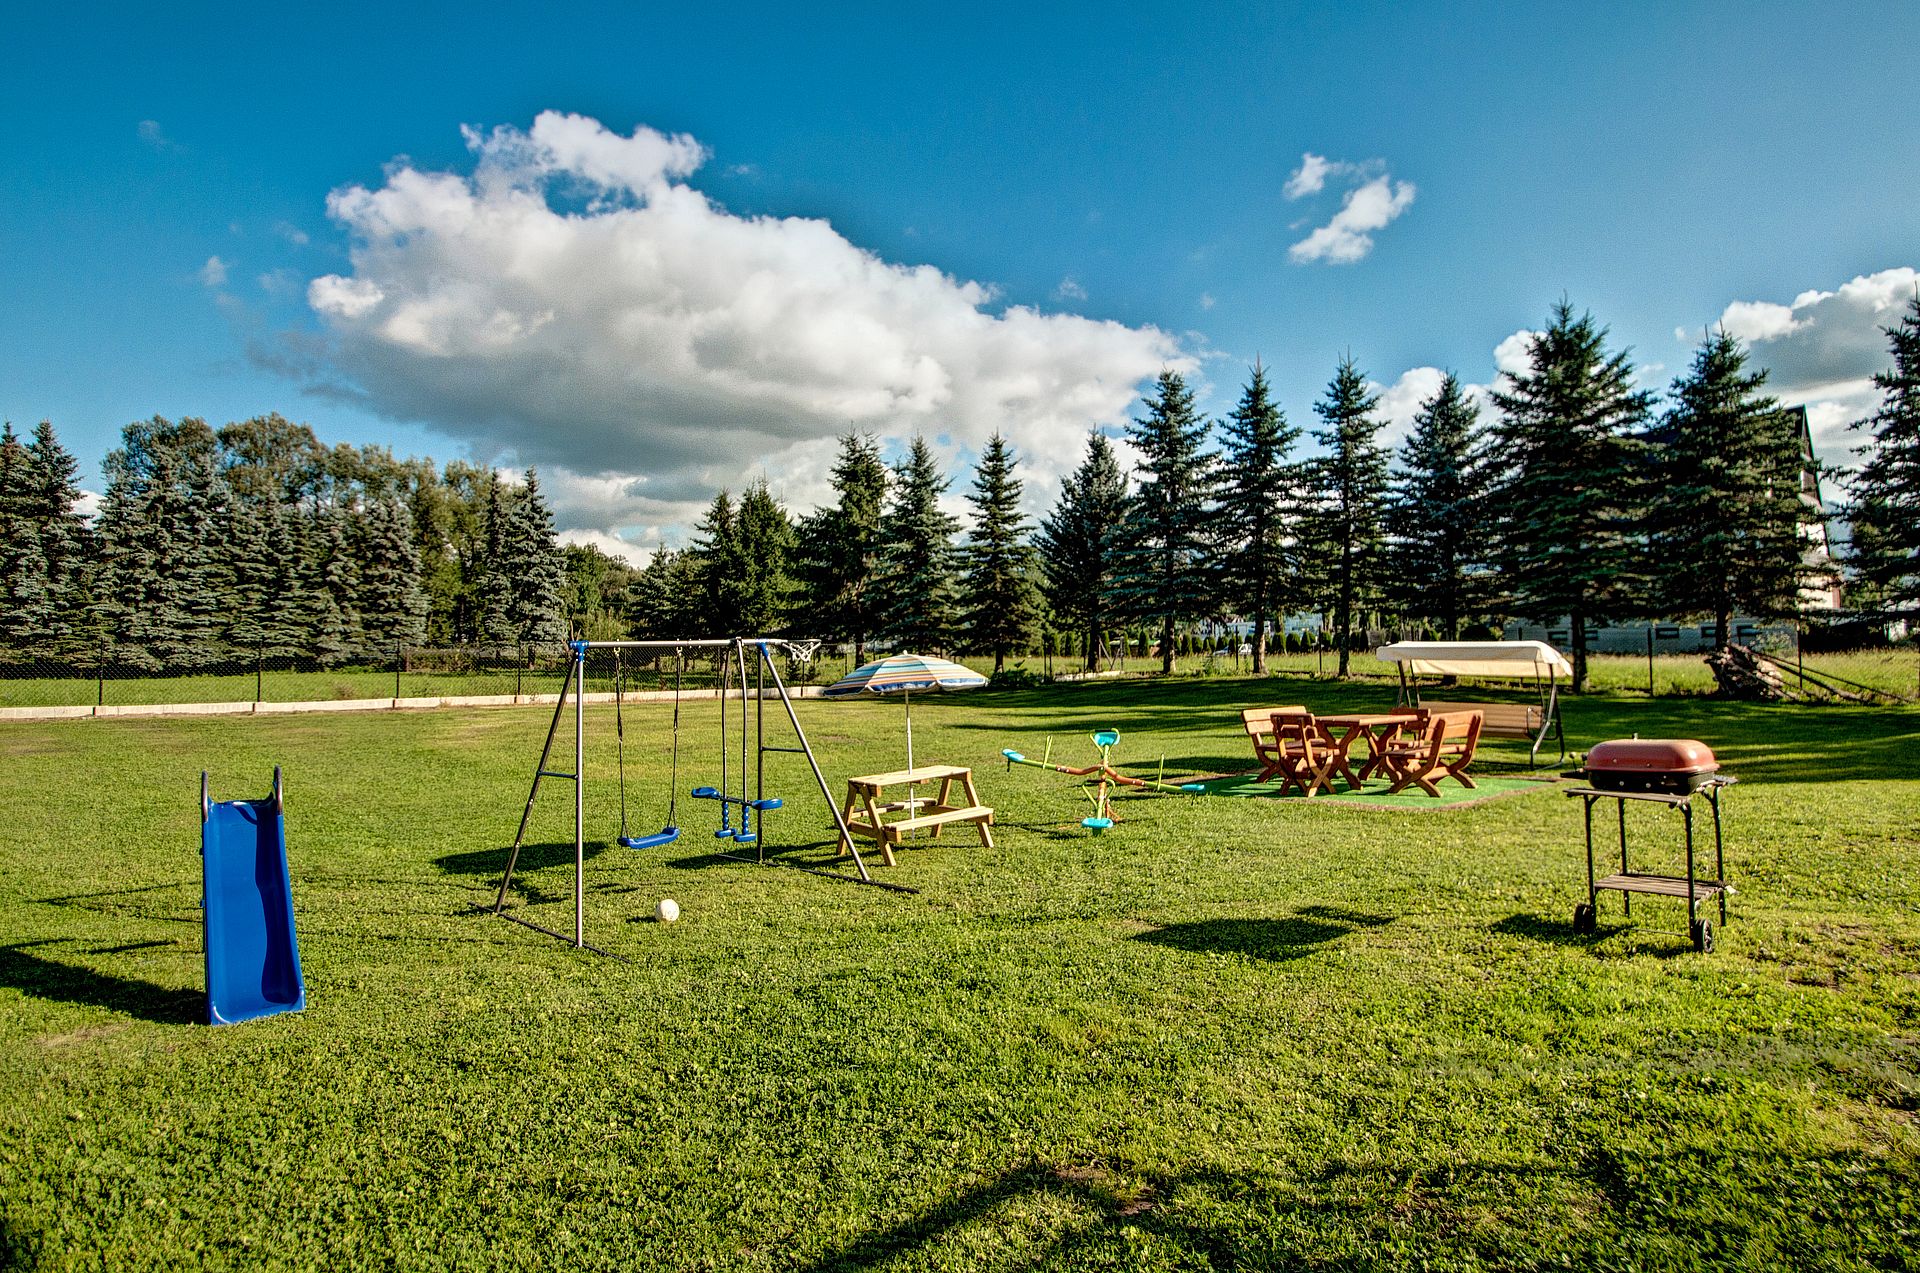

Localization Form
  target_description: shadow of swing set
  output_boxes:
[485,637,913,958]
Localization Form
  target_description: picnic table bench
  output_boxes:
[838,764,994,866]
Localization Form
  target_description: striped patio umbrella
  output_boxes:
[822,653,987,772]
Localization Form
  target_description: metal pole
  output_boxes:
[494,656,576,911]
[395,643,403,700]
[1646,628,1654,696]
[758,643,874,881]
[575,643,585,948]
[256,643,264,704]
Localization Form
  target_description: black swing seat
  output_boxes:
[618,826,680,850]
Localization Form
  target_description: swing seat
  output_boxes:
[1082,816,1114,835]
[619,826,680,850]
[1092,730,1120,748]
[690,786,721,800]
[748,798,784,811]
[731,831,757,845]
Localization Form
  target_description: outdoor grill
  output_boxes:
[1583,738,1720,794]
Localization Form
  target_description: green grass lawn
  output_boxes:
[2,676,1917,1270]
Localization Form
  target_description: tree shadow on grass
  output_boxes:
[0,940,203,1026]
[1132,905,1392,962]
[791,1155,1578,1272]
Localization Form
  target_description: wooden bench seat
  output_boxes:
[1414,698,1564,763]
[1418,700,1540,737]
[853,805,996,839]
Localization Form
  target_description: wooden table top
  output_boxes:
[848,764,973,788]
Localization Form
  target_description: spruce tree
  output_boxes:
[628,548,701,638]
[23,422,92,656]
[98,418,232,669]
[1847,292,1920,617]
[1490,301,1654,691]
[875,436,961,651]
[505,468,568,645]
[1114,370,1219,675]
[223,497,275,655]
[1303,357,1391,675]
[1037,433,1129,671]
[356,490,430,654]
[959,433,1041,673]
[1649,330,1807,647]
[0,424,39,656]
[690,490,747,637]
[1384,374,1496,640]
[1217,362,1303,672]
[794,433,889,659]
[735,479,796,635]
[471,474,516,646]
[309,503,360,666]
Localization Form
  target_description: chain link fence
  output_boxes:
[2,628,1913,713]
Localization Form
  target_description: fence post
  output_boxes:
[516,646,523,698]
[1647,629,1655,696]
[97,640,106,708]
[395,643,403,700]
[256,643,264,705]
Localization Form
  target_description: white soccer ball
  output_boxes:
[655,898,680,924]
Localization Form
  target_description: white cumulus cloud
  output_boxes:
[301,112,1184,540]
[1289,174,1417,265]
[1283,153,1341,200]
[1371,366,1448,449]
[199,255,229,288]
[1706,266,1918,465]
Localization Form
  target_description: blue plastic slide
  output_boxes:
[200,768,305,1025]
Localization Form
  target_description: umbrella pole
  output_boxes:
[905,685,913,773]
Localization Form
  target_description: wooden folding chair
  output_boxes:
[1242,705,1307,783]
[1265,711,1351,798]
[1385,711,1484,796]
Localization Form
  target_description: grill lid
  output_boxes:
[1585,738,1717,774]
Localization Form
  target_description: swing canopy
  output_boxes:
[1374,639,1572,680]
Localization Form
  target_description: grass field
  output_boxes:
[2,676,1917,1270]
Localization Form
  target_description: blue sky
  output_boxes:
[3,2,1915,558]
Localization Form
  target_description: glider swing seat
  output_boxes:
[486,637,905,958]
[1376,640,1570,764]
[688,646,783,847]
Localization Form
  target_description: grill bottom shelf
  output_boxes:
[1594,872,1726,900]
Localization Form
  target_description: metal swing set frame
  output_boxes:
[485,637,909,957]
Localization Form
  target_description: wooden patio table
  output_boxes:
[1314,711,1423,786]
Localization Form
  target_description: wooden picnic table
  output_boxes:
[838,764,995,867]
[1314,711,1423,786]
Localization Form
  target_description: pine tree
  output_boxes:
[97,418,233,669]
[628,548,701,638]
[505,468,568,645]
[1383,374,1496,640]
[0,424,39,656]
[1302,357,1391,675]
[1649,330,1807,647]
[959,433,1041,672]
[1037,433,1130,671]
[1217,362,1303,673]
[735,480,796,635]
[1114,370,1219,675]
[794,433,889,659]
[471,474,516,646]
[689,490,748,637]
[25,423,94,657]
[1490,301,1654,691]
[875,436,961,651]
[356,490,429,654]
[1847,292,1920,617]
[309,503,360,666]
[223,496,275,654]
